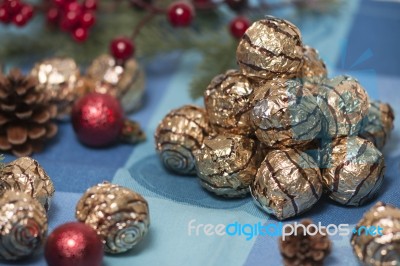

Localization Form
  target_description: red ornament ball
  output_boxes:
[45,222,103,266]
[167,2,194,27]
[72,92,124,147]
[72,27,88,42]
[110,37,134,61]
[229,16,250,39]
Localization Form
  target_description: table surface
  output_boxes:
[2,0,400,265]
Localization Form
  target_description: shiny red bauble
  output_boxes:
[167,2,194,27]
[110,37,135,61]
[71,93,124,147]
[45,222,103,266]
[229,16,250,39]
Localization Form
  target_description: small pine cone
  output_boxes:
[279,219,331,266]
[0,69,58,156]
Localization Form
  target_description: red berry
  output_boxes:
[46,7,60,24]
[4,0,22,15]
[72,27,88,42]
[229,16,250,39]
[167,2,194,27]
[13,13,28,26]
[110,37,134,60]
[20,4,34,20]
[83,0,97,10]
[65,2,81,12]
[0,6,11,23]
[61,10,80,31]
[80,11,95,28]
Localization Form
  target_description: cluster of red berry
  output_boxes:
[0,0,34,26]
[46,0,97,42]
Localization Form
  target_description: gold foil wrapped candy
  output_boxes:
[204,69,254,135]
[155,105,210,175]
[351,202,400,266]
[194,134,263,198]
[236,16,303,80]
[360,101,395,150]
[317,76,370,138]
[0,190,48,260]
[87,54,146,113]
[299,45,327,95]
[321,136,385,206]
[251,79,322,147]
[76,182,150,254]
[0,157,55,211]
[30,57,80,119]
[251,148,323,220]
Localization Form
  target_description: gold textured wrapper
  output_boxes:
[0,190,48,260]
[76,182,150,254]
[236,16,303,80]
[30,58,80,119]
[251,148,322,220]
[351,202,400,266]
[317,75,370,138]
[360,101,395,150]
[86,54,146,113]
[204,69,254,135]
[155,105,210,175]
[300,45,328,95]
[194,134,263,198]
[321,136,385,206]
[0,157,55,211]
[251,79,322,147]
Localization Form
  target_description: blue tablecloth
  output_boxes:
[1,0,400,265]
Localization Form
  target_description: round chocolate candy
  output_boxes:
[155,105,210,175]
[194,134,263,198]
[30,57,80,119]
[317,75,370,138]
[0,190,48,260]
[204,69,254,135]
[0,157,55,212]
[321,136,385,206]
[299,45,327,95]
[86,54,146,113]
[359,101,395,150]
[76,182,150,254]
[251,79,322,147]
[351,202,400,266]
[251,148,323,220]
[236,16,303,80]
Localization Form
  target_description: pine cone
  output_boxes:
[0,69,58,156]
[279,219,331,266]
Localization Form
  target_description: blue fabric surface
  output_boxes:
[1,0,400,265]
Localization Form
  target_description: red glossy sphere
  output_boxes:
[45,222,103,266]
[110,37,134,60]
[47,7,60,24]
[4,0,22,15]
[60,10,81,31]
[167,2,194,27]
[83,0,97,10]
[0,6,11,23]
[20,4,34,20]
[80,11,95,28]
[13,13,28,26]
[71,93,124,147]
[65,2,81,12]
[229,16,250,39]
[72,27,88,42]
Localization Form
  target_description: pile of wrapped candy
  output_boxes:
[154,16,395,220]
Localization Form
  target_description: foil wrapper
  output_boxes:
[155,105,210,175]
[300,46,327,95]
[194,134,263,198]
[86,54,146,113]
[251,79,322,147]
[204,69,254,135]
[0,157,55,211]
[360,101,395,150]
[30,58,80,119]
[0,190,48,260]
[236,16,303,80]
[317,75,370,138]
[321,136,385,206]
[351,202,400,266]
[251,148,323,220]
[76,182,150,254]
